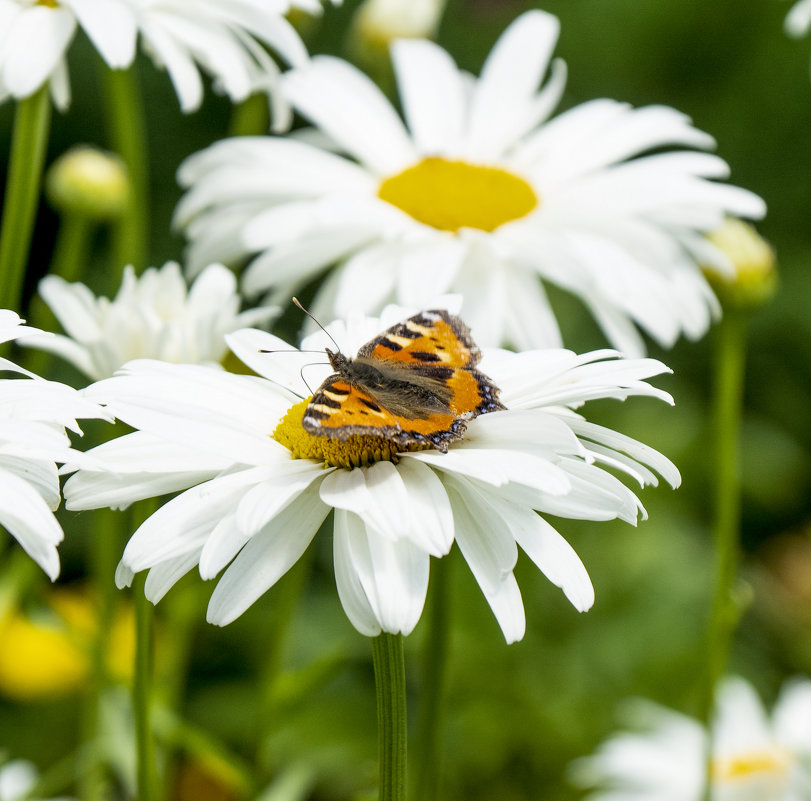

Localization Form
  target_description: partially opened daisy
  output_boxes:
[570,676,811,800]
[175,9,765,355]
[63,303,679,641]
[22,261,276,381]
[0,310,107,579]
[0,0,335,118]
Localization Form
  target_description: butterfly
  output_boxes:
[301,309,505,452]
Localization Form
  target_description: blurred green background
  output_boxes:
[1,1,810,799]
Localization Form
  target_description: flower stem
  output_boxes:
[413,555,451,801]
[134,572,159,801]
[0,86,51,311]
[255,548,314,773]
[79,508,122,801]
[372,633,407,801]
[103,67,149,274]
[227,93,270,137]
[701,310,748,721]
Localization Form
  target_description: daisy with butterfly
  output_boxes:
[63,301,679,642]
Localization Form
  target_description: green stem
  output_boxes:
[255,547,314,773]
[79,508,122,801]
[25,214,94,371]
[227,93,270,137]
[372,633,407,801]
[413,556,451,801]
[0,86,51,311]
[103,67,149,275]
[50,213,94,283]
[134,572,159,801]
[701,310,749,796]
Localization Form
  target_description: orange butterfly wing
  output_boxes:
[302,310,503,450]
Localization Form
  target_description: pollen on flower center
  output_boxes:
[272,398,428,469]
[37,0,59,7]
[712,748,793,784]
[378,157,539,233]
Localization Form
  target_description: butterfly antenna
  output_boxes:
[293,297,342,353]
[299,361,331,396]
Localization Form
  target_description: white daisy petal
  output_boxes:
[0,467,63,580]
[2,7,75,99]
[465,9,561,159]
[391,37,465,155]
[342,513,429,635]
[144,550,202,603]
[282,55,417,174]
[206,483,329,625]
[0,312,105,579]
[334,510,383,637]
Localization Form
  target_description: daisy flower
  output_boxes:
[175,9,765,356]
[22,261,277,381]
[0,310,107,579]
[63,304,679,641]
[0,0,336,119]
[570,676,811,801]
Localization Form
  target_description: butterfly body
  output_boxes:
[302,310,504,452]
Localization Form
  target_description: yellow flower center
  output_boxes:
[273,397,428,469]
[37,0,59,7]
[712,748,793,784]
[378,157,538,233]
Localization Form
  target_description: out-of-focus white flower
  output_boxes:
[23,262,277,381]
[63,303,678,641]
[0,759,76,801]
[570,676,811,801]
[0,0,337,121]
[0,310,107,579]
[175,10,765,356]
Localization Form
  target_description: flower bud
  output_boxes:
[352,0,446,48]
[703,218,777,311]
[46,145,129,221]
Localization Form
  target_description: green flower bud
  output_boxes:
[46,145,129,221]
[703,218,777,311]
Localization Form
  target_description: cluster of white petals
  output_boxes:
[0,310,106,579]
[63,304,679,641]
[175,9,765,356]
[0,0,335,117]
[571,676,811,801]
[23,262,276,381]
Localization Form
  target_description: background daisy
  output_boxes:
[175,9,765,355]
[571,676,811,801]
[22,261,276,381]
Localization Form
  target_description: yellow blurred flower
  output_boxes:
[0,587,135,700]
